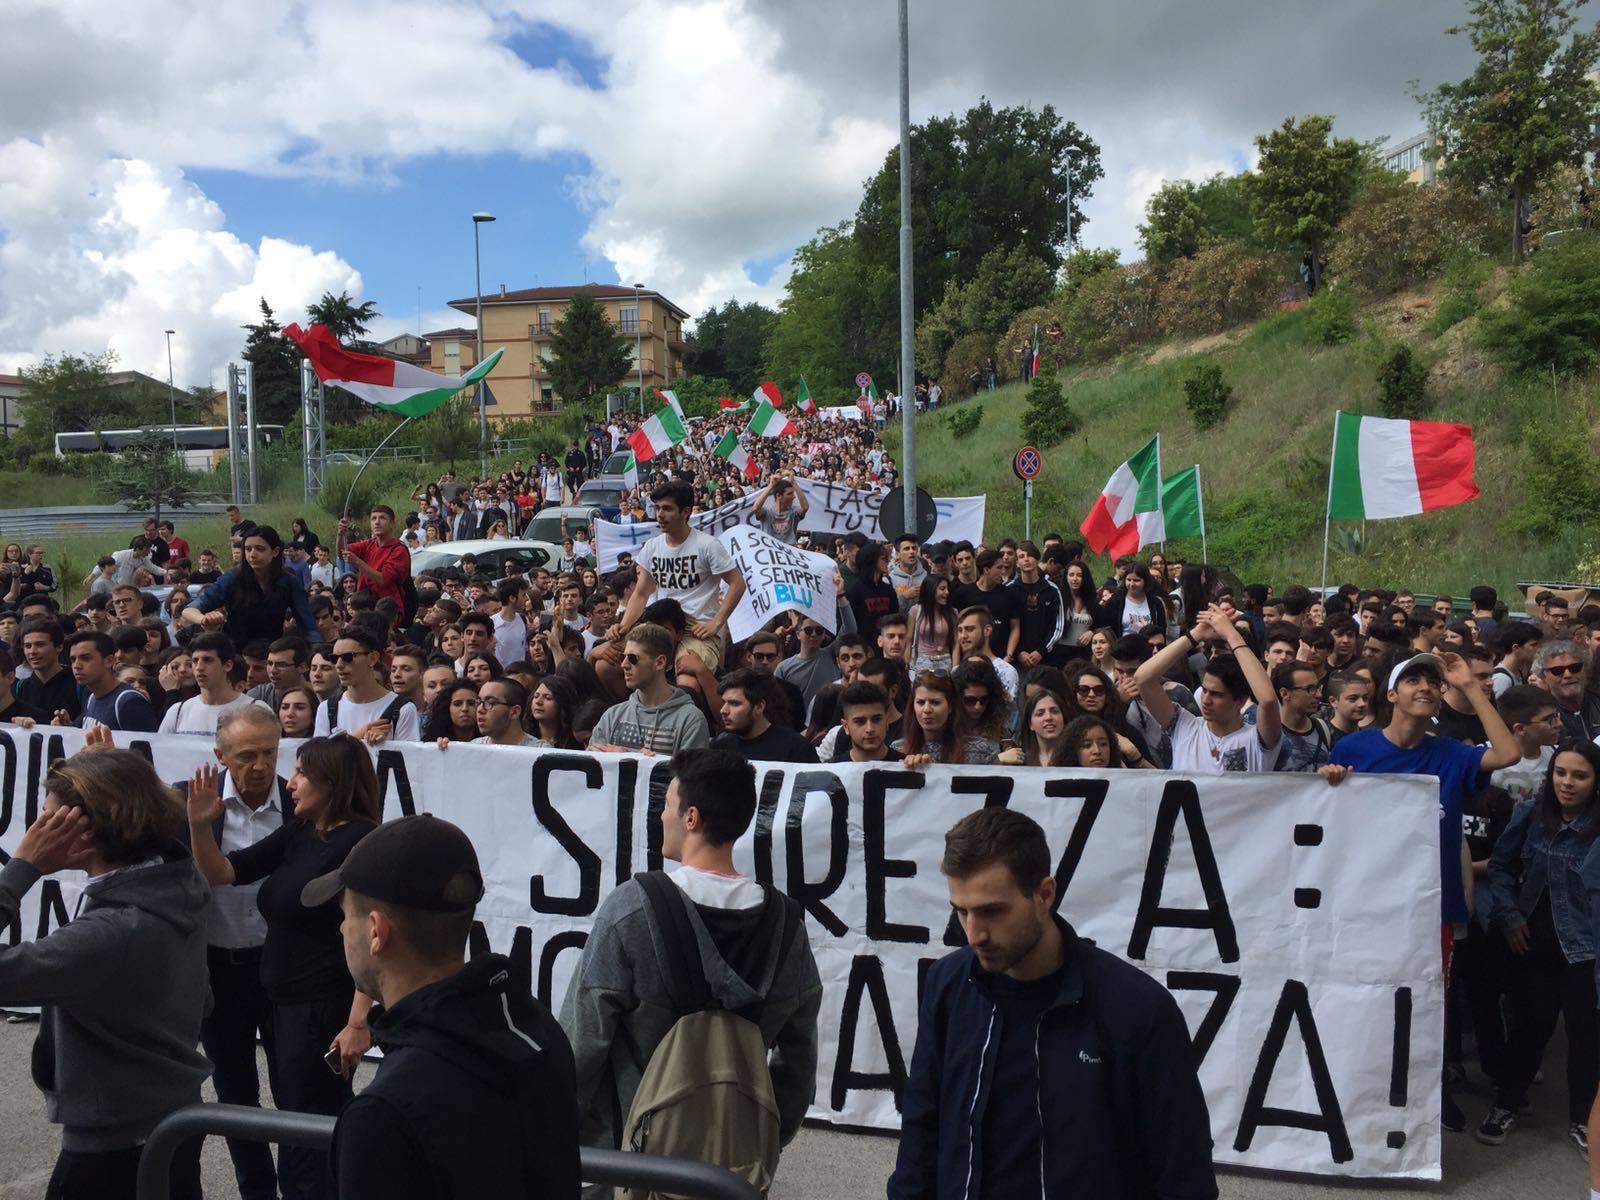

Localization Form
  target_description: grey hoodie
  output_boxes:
[589,685,710,754]
[0,846,213,1150]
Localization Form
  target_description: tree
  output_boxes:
[18,351,121,445]
[91,429,204,525]
[546,291,634,404]
[854,99,1102,321]
[1417,0,1600,259]
[242,299,310,425]
[1139,180,1208,262]
[685,300,778,395]
[1247,115,1370,290]
[1020,368,1077,448]
[307,291,382,347]
[415,395,479,469]
[916,245,1055,374]
[766,223,899,394]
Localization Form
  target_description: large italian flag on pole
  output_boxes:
[1080,434,1164,557]
[1326,411,1478,520]
[285,323,503,418]
[714,430,758,479]
[626,407,687,462]
[748,400,797,438]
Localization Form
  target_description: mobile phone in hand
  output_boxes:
[324,1046,344,1076]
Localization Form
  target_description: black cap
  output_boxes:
[300,814,484,913]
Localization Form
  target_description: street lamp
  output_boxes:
[633,282,646,414]
[164,329,178,452]
[471,211,496,478]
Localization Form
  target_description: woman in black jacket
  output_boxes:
[846,541,899,640]
[1101,564,1169,639]
[187,734,381,1200]
[181,525,317,647]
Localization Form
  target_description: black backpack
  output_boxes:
[325,693,408,732]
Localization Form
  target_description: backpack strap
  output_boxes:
[634,871,712,1015]
[326,695,339,730]
[383,695,407,726]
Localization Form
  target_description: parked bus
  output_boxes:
[54,425,285,471]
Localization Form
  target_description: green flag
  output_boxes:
[1161,465,1205,539]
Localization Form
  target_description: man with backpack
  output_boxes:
[559,749,821,1196]
[338,505,413,616]
[313,626,420,743]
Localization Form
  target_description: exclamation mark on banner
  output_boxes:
[1386,987,1412,1149]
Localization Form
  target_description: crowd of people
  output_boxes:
[3,405,1600,1198]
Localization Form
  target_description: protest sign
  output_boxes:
[818,405,863,422]
[719,526,839,641]
[0,728,1443,1181]
[595,480,986,570]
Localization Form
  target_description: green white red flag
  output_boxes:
[626,407,687,462]
[654,388,685,420]
[1030,324,1041,376]
[795,377,815,414]
[714,430,758,479]
[753,380,784,408]
[1327,411,1478,520]
[748,400,796,438]
[1080,434,1164,557]
[285,322,503,418]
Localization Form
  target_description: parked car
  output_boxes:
[522,504,601,546]
[409,539,557,581]
[575,477,627,521]
[601,450,634,475]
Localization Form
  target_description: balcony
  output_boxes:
[618,316,654,338]
[665,327,687,350]
[529,322,555,340]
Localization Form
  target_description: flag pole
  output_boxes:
[1320,411,1339,592]
[1195,464,1208,564]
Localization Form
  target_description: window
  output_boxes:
[537,306,551,334]
[619,303,640,335]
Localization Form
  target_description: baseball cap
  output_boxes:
[1387,652,1446,692]
[300,814,484,913]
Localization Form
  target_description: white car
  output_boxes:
[409,538,560,580]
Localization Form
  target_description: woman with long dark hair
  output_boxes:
[907,575,958,676]
[529,675,581,748]
[896,671,998,767]
[1480,740,1600,1150]
[181,525,316,647]
[289,517,319,556]
[186,733,381,1199]
[998,689,1074,767]
[1103,564,1169,638]
[1061,560,1101,649]
[1063,713,1133,768]
[1070,666,1153,766]
[426,679,480,745]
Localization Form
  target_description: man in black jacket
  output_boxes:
[889,807,1216,1200]
[302,814,580,1200]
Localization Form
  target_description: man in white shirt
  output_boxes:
[179,705,289,1200]
[491,579,529,667]
[313,627,421,743]
[112,537,157,585]
[160,632,270,734]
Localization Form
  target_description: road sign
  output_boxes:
[879,486,938,542]
[855,371,872,389]
[1013,446,1041,481]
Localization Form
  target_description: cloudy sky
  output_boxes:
[0,0,1482,389]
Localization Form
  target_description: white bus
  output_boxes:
[54,425,285,471]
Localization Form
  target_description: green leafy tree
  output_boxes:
[546,291,634,404]
[1020,368,1077,448]
[1417,0,1600,259]
[1193,172,1257,244]
[1248,115,1371,290]
[415,395,478,469]
[766,223,898,393]
[684,300,778,395]
[645,374,736,419]
[1182,362,1233,430]
[307,291,382,347]
[91,429,204,524]
[916,245,1055,374]
[1377,344,1430,418]
[854,99,1102,321]
[18,351,121,443]
[242,299,311,425]
[1479,231,1600,374]
[1139,180,1208,262]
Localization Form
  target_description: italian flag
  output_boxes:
[748,399,797,438]
[718,396,749,411]
[795,376,816,414]
[1327,411,1478,520]
[753,380,784,408]
[1030,324,1041,376]
[1080,434,1164,557]
[285,323,504,418]
[621,452,639,491]
[714,430,758,479]
[654,388,685,420]
[860,375,878,403]
[626,407,687,462]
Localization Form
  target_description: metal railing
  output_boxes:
[136,1102,761,1200]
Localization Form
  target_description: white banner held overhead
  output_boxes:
[718,527,839,641]
[817,405,864,422]
[595,480,986,570]
[0,728,1443,1181]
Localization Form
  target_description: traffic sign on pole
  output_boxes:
[1013,446,1042,481]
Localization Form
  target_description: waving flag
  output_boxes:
[714,430,758,479]
[285,323,503,418]
[719,396,749,411]
[753,380,784,408]
[748,400,797,438]
[654,388,685,420]
[1030,324,1041,377]
[626,407,687,462]
[795,376,816,415]
[1327,411,1478,520]
[1080,434,1164,557]
[621,451,639,491]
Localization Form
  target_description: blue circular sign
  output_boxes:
[1013,446,1041,480]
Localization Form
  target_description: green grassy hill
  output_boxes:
[885,290,1596,596]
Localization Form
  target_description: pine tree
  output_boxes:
[91,429,202,525]
[241,299,308,425]
[1020,367,1077,449]
[546,291,634,404]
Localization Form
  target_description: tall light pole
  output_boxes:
[897,0,917,535]
[471,211,495,478]
[163,329,179,452]
[633,282,646,414]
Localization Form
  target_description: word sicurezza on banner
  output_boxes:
[0,728,1445,1182]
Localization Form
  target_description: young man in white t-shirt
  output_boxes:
[598,480,745,711]
[1489,684,1561,803]
[491,578,529,667]
[313,627,420,743]
[159,632,270,734]
[1134,604,1282,773]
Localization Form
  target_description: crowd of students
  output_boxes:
[6,430,1600,1196]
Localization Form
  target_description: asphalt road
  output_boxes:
[0,1017,1588,1199]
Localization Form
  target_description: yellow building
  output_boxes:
[433,284,690,418]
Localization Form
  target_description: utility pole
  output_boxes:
[897,0,916,535]
[164,329,178,452]
[471,211,495,478]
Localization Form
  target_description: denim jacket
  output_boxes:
[1485,800,1597,963]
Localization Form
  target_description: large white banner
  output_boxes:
[0,729,1443,1181]
[595,480,987,571]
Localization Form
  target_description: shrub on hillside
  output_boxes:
[1328,177,1498,295]
[1479,234,1600,376]
[942,332,998,398]
[1182,362,1232,430]
[945,404,984,438]
[1508,411,1600,539]
[1428,254,1493,336]
[1305,287,1356,345]
[1376,344,1429,419]
[999,305,1062,382]
[1020,369,1077,448]
[1062,263,1160,362]
[1156,243,1289,337]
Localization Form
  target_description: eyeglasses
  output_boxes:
[1284,683,1322,695]
[1545,663,1583,678]
[962,693,987,706]
[475,698,510,710]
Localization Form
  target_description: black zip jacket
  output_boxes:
[332,953,580,1200]
[888,918,1217,1200]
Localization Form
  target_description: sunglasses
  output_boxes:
[1545,663,1583,678]
[622,652,649,666]
[331,651,368,664]
[1077,685,1107,697]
